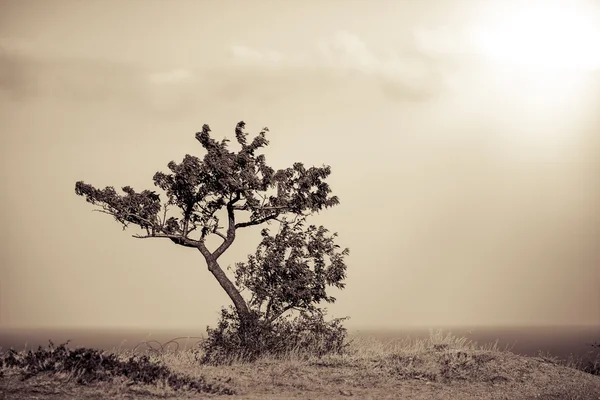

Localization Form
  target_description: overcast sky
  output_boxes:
[1,0,599,330]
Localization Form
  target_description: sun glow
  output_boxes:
[473,3,600,72]
[462,2,600,160]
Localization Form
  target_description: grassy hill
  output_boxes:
[1,330,598,400]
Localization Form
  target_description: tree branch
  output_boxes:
[132,233,199,248]
[160,204,169,229]
[92,208,201,249]
[182,206,191,237]
[92,209,158,228]
[213,230,227,241]
[268,304,297,323]
[211,192,241,259]
[230,191,242,206]
[196,240,211,259]
[236,213,279,228]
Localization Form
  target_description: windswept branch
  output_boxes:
[132,233,200,248]
[92,209,158,230]
[236,213,280,228]
[91,208,200,248]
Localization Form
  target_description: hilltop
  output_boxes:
[1,331,598,400]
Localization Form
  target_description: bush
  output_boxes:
[0,340,233,394]
[197,307,350,365]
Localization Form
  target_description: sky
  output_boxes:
[1,0,599,331]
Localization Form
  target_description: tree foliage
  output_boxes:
[75,121,349,361]
[234,218,348,323]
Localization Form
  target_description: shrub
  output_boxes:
[197,307,350,364]
[0,340,233,394]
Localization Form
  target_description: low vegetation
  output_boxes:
[564,341,600,376]
[198,307,349,365]
[0,340,234,395]
[1,331,599,400]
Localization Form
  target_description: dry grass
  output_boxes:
[1,330,599,400]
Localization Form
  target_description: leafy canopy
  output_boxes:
[75,121,341,256]
[235,218,348,323]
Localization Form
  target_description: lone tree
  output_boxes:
[75,121,349,362]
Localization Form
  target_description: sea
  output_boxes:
[0,325,598,364]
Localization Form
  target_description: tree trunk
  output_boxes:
[205,258,251,320]
[202,255,259,354]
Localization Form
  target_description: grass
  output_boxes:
[1,330,599,400]
[564,344,600,376]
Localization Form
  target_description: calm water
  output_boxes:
[0,325,598,363]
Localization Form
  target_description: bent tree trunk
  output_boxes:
[206,259,249,316]
[203,256,258,342]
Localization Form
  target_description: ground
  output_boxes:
[1,332,599,399]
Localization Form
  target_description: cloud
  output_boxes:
[0,43,195,113]
[229,30,446,102]
[0,29,464,113]
[0,49,146,105]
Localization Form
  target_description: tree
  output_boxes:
[75,121,349,360]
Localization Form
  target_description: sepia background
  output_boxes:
[1,0,599,334]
